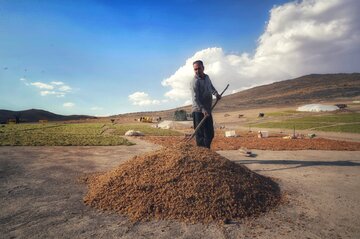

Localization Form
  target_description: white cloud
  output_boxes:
[63,102,75,107]
[30,82,54,90]
[40,91,65,97]
[161,0,360,102]
[58,85,72,92]
[231,84,262,94]
[21,79,73,97]
[50,81,64,85]
[40,91,56,96]
[128,92,161,106]
[183,99,192,106]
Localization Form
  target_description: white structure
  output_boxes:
[157,120,174,129]
[258,131,269,138]
[296,104,339,112]
[225,130,237,137]
[124,130,145,136]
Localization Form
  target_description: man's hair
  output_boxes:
[193,60,204,67]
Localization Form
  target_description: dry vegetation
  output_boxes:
[140,133,360,151]
[83,144,281,224]
[0,123,180,146]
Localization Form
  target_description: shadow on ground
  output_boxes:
[234,159,360,171]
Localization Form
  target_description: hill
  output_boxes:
[214,73,360,112]
[2,73,359,123]
[0,109,95,123]
[129,73,360,119]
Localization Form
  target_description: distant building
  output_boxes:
[174,110,187,121]
[335,104,347,109]
[7,119,16,124]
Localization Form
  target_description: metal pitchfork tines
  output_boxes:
[184,84,229,142]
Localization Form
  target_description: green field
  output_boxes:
[315,124,360,133]
[0,123,181,146]
[265,110,303,117]
[253,113,360,133]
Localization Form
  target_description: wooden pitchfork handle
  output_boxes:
[186,84,229,142]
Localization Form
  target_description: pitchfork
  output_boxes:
[184,84,229,142]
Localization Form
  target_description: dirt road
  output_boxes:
[1,140,359,238]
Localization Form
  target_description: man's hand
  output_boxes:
[202,109,209,117]
[216,93,221,100]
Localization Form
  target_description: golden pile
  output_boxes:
[83,144,280,223]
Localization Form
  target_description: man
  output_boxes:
[191,60,221,149]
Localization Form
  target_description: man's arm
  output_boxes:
[210,80,221,100]
[192,80,208,115]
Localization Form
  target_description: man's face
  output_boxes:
[193,63,204,77]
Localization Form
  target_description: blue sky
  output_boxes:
[1,0,359,116]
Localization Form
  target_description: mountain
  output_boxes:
[2,73,359,123]
[117,73,360,119]
[214,73,360,112]
[0,109,95,123]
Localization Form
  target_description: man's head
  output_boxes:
[193,60,205,78]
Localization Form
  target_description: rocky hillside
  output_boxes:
[214,73,360,112]
[117,73,360,120]
[0,109,95,123]
[2,73,359,123]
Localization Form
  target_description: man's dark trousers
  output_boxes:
[192,112,214,148]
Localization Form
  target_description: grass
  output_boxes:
[254,121,332,130]
[253,113,360,133]
[292,113,360,123]
[316,124,360,134]
[0,122,181,146]
[265,110,303,117]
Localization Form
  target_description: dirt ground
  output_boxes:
[1,138,360,239]
[140,134,360,151]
